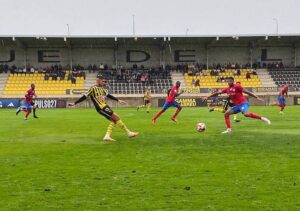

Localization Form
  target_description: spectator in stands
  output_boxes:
[191,79,195,86]
[195,79,200,87]
[246,72,251,80]
[253,69,257,75]
[44,73,50,80]
[99,63,104,70]
[237,69,241,76]
[30,67,35,74]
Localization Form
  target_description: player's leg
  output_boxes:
[32,103,38,118]
[279,98,286,114]
[146,102,151,113]
[110,113,139,138]
[171,102,182,122]
[242,102,271,125]
[152,103,169,124]
[103,121,116,142]
[222,109,235,134]
[24,103,32,120]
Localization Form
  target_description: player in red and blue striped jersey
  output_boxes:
[152,81,184,125]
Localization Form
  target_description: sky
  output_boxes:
[0,0,299,37]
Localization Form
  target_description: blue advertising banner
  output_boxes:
[0,99,21,108]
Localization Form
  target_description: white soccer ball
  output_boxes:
[196,123,206,132]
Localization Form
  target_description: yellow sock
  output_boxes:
[116,120,130,133]
[139,105,145,108]
[234,115,237,120]
[214,107,224,113]
[147,104,151,112]
[105,122,115,136]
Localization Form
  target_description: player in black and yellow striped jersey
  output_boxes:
[137,87,152,113]
[69,75,139,142]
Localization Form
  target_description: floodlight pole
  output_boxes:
[132,15,136,36]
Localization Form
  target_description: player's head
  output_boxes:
[96,74,107,86]
[236,81,241,85]
[31,83,35,90]
[227,77,234,87]
[175,81,181,88]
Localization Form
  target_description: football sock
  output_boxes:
[105,122,115,136]
[172,108,182,119]
[245,112,261,119]
[116,120,130,133]
[153,110,164,120]
[280,104,286,111]
[25,110,31,118]
[225,115,231,128]
[214,107,224,113]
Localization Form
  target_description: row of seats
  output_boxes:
[185,69,262,88]
[3,73,85,95]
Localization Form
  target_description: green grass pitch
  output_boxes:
[0,106,299,210]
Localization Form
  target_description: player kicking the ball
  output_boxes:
[152,81,184,125]
[69,75,139,142]
[203,77,271,134]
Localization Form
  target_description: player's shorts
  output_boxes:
[96,105,114,120]
[222,98,234,110]
[163,101,180,109]
[144,99,150,105]
[21,101,32,111]
[231,101,249,114]
[277,96,286,105]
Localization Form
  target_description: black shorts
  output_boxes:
[222,98,234,110]
[144,99,150,105]
[96,105,114,120]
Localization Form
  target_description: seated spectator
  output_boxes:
[246,72,251,80]
[30,67,35,74]
[253,70,257,75]
[237,69,241,76]
[191,79,195,86]
[44,73,50,80]
[99,63,104,70]
[195,79,200,86]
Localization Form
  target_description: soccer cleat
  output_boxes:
[24,118,28,121]
[147,111,150,114]
[209,107,215,112]
[221,128,232,134]
[16,108,21,115]
[151,119,156,125]
[261,117,271,125]
[128,132,139,138]
[279,111,284,115]
[103,137,116,142]
[234,119,241,122]
[136,106,140,111]
[171,117,178,123]
[33,115,39,119]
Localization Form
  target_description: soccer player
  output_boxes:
[16,83,38,120]
[203,77,271,134]
[272,83,288,114]
[137,87,152,113]
[209,96,241,122]
[152,81,184,125]
[209,82,242,123]
[68,75,139,142]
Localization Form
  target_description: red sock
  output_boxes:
[246,112,261,119]
[280,104,286,111]
[153,110,164,120]
[172,108,182,119]
[22,107,27,112]
[225,115,231,129]
[25,110,31,118]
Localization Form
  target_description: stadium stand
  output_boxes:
[96,68,172,94]
[268,68,300,91]
[184,69,262,88]
[3,71,84,95]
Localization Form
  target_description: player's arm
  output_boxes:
[68,95,87,106]
[202,90,222,101]
[243,89,263,101]
[107,94,126,105]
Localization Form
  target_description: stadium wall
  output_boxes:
[1,45,298,67]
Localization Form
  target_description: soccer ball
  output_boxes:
[196,123,206,132]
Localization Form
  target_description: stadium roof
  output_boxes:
[0,0,300,37]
